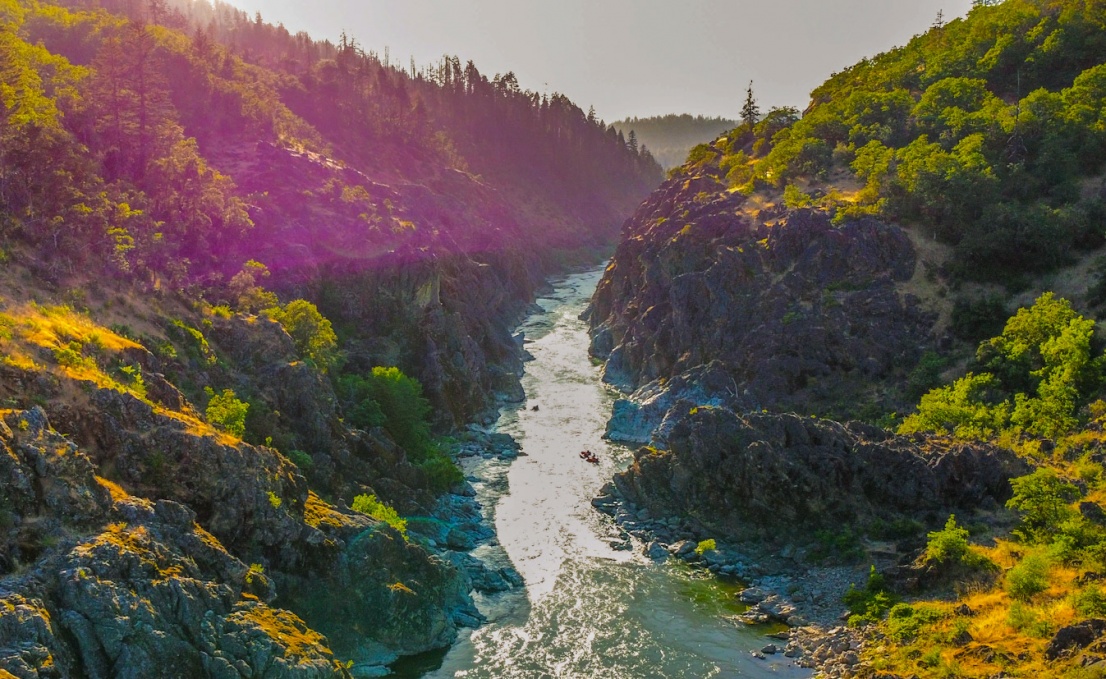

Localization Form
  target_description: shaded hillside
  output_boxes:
[0,0,662,423]
[0,0,660,673]
[613,114,738,169]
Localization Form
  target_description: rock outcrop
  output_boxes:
[613,407,1029,540]
[0,402,485,676]
[588,166,934,421]
[0,408,351,678]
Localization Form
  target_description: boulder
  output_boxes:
[1046,619,1106,660]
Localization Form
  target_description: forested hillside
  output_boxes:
[613,114,738,169]
[589,2,1106,677]
[0,0,660,674]
[593,0,1106,422]
[682,0,1106,282]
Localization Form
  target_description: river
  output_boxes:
[409,267,809,678]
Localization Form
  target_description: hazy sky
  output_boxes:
[225,0,975,122]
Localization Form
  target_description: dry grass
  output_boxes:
[0,299,234,445]
[95,476,129,503]
[897,225,957,335]
[866,534,1103,678]
[235,604,337,659]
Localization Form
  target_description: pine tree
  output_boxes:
[627,129,638,154]
[741,80,760,126]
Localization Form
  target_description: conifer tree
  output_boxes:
[741,80,760,126]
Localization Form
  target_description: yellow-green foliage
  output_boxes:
[228,260,279,313]
[351,494,407,537]
[266,300,338,372]
[694,0,1106,283]
[782,183,813,209]
[1005,551,1053,601]
[205,388,249,438]
[865,292,1106,677]
[695,538,716,555]
[925,515,970,565]
[900,294,1105,442]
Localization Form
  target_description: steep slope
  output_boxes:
[588,4,1106,677]
[0,0,659,673]
[2,0,663,421]
[591,0,1106,426]
[589,176,934,430]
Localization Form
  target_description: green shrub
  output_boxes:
[228,260,279,313]
[1006,469,1081,543]
[53,341,92,369]
[338,367,461,492]
[205,387,249,438]
[1073,585,1106,616]
[885,603,945,642]
[810,528,865,563]
[905,351,949,402]
[926,515,970,564]
[898,372,1010,439]
[844,566,898,626]
[686,143,718,166]
[339,367,434,455]
[267,300,339,372]
[695,538,717,555]
[169,320,217,366]
[1005,552,1052,601]
[337,374,387,430]
[352,494,407,537]
[783,183,813,209]
[117,364,146,399]
[266,491,282,509]
[286,449,314,471]
[417,455,462,492]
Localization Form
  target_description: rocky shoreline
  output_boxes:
[592,482,878,679]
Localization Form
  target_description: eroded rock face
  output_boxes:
[0,406,482,675]
[589,169,934,419]
[613,408,1029,540]
[0,409,351,678]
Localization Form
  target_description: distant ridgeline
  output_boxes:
[613,114,739,169]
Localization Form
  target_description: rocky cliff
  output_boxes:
[588,166,935,431]
[0,302,490,674]
[0,408,353,678]
[612,407,1029,541]
[210,141,562,428]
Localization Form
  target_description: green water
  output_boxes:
[416,268,810,679]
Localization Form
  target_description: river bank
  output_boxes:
[592,481,872,677]
[411,267,812,678]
